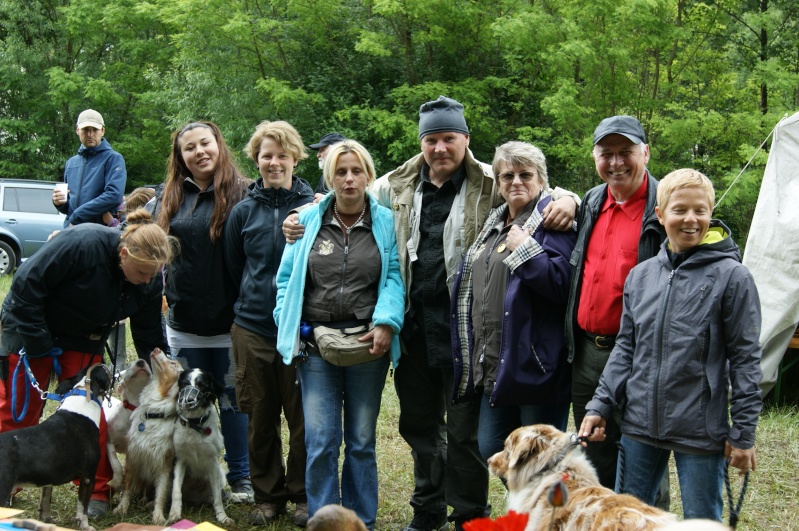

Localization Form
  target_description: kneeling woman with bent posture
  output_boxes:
[0,209,172,514]
[274,140,404,530]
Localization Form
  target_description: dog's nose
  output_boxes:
[135,359,146,367]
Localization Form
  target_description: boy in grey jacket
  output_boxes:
[579,168,762,521]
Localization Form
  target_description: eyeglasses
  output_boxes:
[498,171,536,183]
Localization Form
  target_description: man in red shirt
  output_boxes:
[565,116,667,493]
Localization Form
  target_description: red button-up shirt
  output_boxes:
[577,178,648,335]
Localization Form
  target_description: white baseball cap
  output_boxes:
[76,109,105,129]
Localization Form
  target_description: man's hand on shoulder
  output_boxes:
[542,195,577,231]
[282,213,305,243]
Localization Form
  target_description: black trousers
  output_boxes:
[394,331,490,523]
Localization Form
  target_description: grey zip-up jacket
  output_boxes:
[586,223,763,452]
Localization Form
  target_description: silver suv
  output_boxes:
[0,179,67,275]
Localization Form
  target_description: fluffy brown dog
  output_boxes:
[114,348,183,525]
[488,425,677,531]
[307,504,367,531]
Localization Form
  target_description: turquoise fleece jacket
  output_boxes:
[274,192,405,366]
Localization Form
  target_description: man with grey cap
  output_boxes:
[53,108,126,227]
[565,115,668,500]
[309,132,346,198]
[370,96,578,531]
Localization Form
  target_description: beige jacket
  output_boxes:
[371,150,500,299]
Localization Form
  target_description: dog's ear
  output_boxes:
[54,366,89,395]
[207,372,224,402]
[508,430,549,469]
[89,364,112,397]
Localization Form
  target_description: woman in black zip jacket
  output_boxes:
[0,210,172,514]
[153,121,253,501]
[224,120,315,526]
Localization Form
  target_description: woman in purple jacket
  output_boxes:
[451,141,577,461]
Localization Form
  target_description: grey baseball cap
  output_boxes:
[76,109,105,129]
[593,115,646,145]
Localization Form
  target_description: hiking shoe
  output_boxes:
[248,503,286,525]
[87,499,110,518]
[293,502,309,527]
[228,477,254,504]
[401,512,449,531]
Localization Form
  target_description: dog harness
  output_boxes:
[59,390,104,427]
[178,412,212,436]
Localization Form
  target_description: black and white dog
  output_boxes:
[168,368,233,525]
[0,363,112,531]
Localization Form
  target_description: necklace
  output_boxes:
[333,200,366,235]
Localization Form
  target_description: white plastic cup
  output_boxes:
[54,182,68,195]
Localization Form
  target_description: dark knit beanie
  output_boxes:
[418,96,470,139]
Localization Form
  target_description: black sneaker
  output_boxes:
[401,512,448,531]
[227,476,254,504]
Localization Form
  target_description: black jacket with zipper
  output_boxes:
[224,176,314,338]
[150,178,247,336]
[0,224,167,359]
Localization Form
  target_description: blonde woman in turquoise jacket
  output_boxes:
[273,139,403,530]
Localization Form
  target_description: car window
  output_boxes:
[4,186,60,215]
[2,188,17,212]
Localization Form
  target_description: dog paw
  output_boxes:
[113,503,128,516]
[216,514,233,526]
[152,513,167,526]
[167,511,181,524]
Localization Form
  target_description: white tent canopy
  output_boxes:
[742,111,799,394]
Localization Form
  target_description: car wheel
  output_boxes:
[0,241,17,275]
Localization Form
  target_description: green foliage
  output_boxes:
[0,0,796,238]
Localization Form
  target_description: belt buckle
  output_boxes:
[594,335,609,349]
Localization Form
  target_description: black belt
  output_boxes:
[583,330,616,350]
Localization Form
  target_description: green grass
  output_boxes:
[2,272,797,530]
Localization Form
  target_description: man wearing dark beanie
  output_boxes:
[282,96,580,529]
[369,96,579,531]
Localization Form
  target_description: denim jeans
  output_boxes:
[618,436,724,520]
[298,352,389,530]
[477,396,570,462]
[173,346,250,483]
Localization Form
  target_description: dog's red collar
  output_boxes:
[122,400,137,412]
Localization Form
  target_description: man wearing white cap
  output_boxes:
[53,109,126,227]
